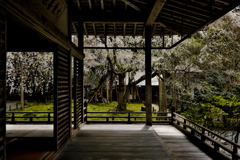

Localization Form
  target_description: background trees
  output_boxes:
[81,10,240,114]
[6,52,53,107]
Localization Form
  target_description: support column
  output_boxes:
[145,26,152,126]
[78,17,84,123]
[54,45,71,150]
[0,8,6,160]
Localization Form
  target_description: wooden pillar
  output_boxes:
[78,17,84,123]
[0,8,6,160]
[54,45,71,150]
[145,26,152,126]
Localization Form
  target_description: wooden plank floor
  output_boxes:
[55,124,213,160]
[55,124,172,160]
[153,125,212,160]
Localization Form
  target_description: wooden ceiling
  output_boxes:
[71,0,240,47]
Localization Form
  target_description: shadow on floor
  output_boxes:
[6,137,55,160]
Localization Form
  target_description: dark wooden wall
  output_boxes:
[54,46,72,149]
[73,58,84,129]
[0,8,6,160]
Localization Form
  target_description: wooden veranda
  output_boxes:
[0,0,240,159]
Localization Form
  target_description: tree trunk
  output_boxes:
[172,71,177,112]
[109,72,113,102]
[163,79,167,111]
[89,72,109,102]
[158,77,163,112]
[117,73,127,111]
[106,76,109,102]
[20,64,24,110]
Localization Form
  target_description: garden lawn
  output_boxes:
[6,102,54,122]
[6,102,158,122]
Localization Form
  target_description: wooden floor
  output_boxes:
[55,124,213,160]
[153,125,212,160]
[7,124,53,137]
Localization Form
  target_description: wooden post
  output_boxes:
[127,112,131,124]
[78,17,84,123]
[0,8,6,159]
[145,26,152,126]
[53,47,59,150]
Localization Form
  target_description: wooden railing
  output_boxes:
[173,112,240,160]
[6,112,54,124]
[85,111,172,124]
[6,111,172,124]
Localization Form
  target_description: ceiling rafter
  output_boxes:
[161,15,199,29]
[123,23,126,37]
[169,0,211,13]
[160,12,202,25]
[71,0,240,47]
[146,0,166,26]
[114,23,116,38]
[162,21,189,33]
[214,0,230,5]
[193,1,222,10]
[133,0,147,4]
[100,0,104,10]
[113,0,116,8]
[76,0,81,9]
[88,0,92,10]
[152,24,157,37]
[125,3,128,10]
[83,23,88,37]
[72,22,78,36]
[133,23,137,38]
[93,23,96,36]
[165,4,210,18]
[162,8,206,22]
[121,0,141,12]
[103,23,106,36]
[142,27,145,38]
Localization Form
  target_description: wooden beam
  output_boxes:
[125,2,128,10]
[77,0,81,9]
[161,15,198,27]
[72,22,78,36]
[123,23,126,38]
[103,23,106,36]
[163,8,206,22]
[215,0,229,5]
[133,23,137,38]
[146,0,166,26]
[121,0,141,12]
[113,0,116,8]
[160,13,202,26]
[101,0,104,10]
[113,23,116,38]
[152,24,156,37]
[169,0,213,12]
[83,23,88,37]
[93,23,96,37]
[165,3,210,18]
[142,27,145,38]
[88,0,92,10]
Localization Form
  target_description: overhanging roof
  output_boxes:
[72,0,240,48]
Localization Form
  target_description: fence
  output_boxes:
[7,110,240,159]
[6,110,172,124]
[85,111,172,123]
[6,112,54,124]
